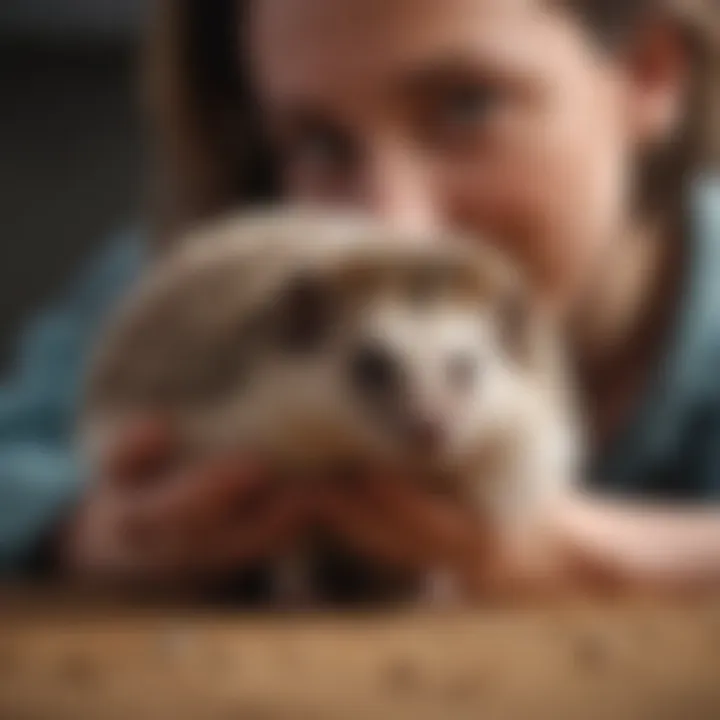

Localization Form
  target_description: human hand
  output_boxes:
[315,473,606,603]
[60,421,312,593]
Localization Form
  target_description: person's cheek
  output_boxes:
[542,119,633,316]
[437,146,579,306]
[437,123,623,313]
[531,79,633,312]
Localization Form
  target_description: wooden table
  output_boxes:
[2,589,720,720]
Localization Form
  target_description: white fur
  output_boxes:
[79,208,581,605]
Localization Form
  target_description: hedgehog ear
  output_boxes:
[271,271,335,354]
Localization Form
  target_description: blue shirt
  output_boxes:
[1,178,719,575]
[0,230,146,574]
[593,177,720,501]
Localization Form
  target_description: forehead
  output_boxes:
[251,0,575,102]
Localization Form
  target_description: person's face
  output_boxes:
[250,0,646,311]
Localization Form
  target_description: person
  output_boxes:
[2,0,720,598]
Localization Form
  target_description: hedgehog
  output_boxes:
[78,208,583,606]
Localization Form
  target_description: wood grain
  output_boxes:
[1,589,720,720]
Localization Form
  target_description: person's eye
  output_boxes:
[443,83,501,124]
[425,83,504,145]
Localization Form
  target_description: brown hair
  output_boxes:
[565,0,720,219]
[142,0,720,246]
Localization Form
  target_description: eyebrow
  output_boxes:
[392,50,544,105]
[261,36,547,126]
[398,56,495,91]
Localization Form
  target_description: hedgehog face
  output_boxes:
[298,249,538,475]
[190,256,529,473]
[337,292,527,473]
[82,210,538,476]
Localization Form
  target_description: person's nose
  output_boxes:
[353,142,442,236]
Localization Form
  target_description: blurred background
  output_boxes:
[0,0,149,369]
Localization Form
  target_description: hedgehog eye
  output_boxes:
[273,272,334,354]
